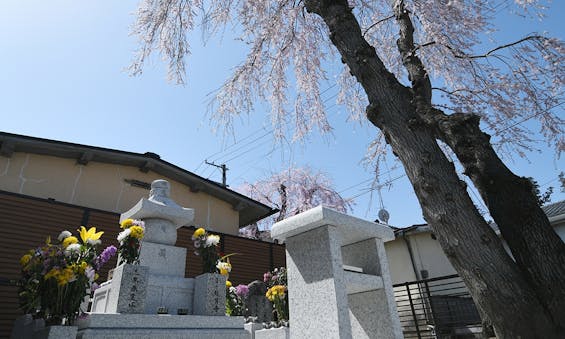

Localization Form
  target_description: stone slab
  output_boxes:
[271,205,394,244]
[91,264,148,314]
[78,328,249,339]
[33,325,77,339]
[344,271,383,295]
[193,273,227,316]
[255,327,289,339]
[78,314,249,339]
[77,314,245,329]
[145,274,194,314]
[139,242,187,277]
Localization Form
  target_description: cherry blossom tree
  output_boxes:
[237,166,352,236]
[130,0,564,336]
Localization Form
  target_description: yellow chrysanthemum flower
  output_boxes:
[120,218,134,229]
[266,285,286,301]
[78,226,104,244]
[56,267,75,286]
[62,236,79,248]
[226,280,232,288]
[193,227,206,238]
[78,261,88,273]
[20,254,32,266]
[44,268,59,281]
[129,225,144,239]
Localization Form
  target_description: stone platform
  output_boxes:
[77,314,248,339]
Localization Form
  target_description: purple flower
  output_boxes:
[235,284,249,298]
[95,245,117,270]
[263,272,272,283]
[91,282,100,292]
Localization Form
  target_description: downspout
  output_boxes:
[401,230,420,281]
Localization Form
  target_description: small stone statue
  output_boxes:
[245,280,272,323]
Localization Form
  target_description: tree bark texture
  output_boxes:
[391,0,565,329]
[304,0,562,337]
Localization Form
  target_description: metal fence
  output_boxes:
[393,274,483,339]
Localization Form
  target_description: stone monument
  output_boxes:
[91,179,195,315]
[81,179,247,338]
[271,205,403,339]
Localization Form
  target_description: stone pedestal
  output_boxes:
[192,273,227,316]
[91,264,149,314]
[271,206,403,339]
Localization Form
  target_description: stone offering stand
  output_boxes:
[271,206,403,339]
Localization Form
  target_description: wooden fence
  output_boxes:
[0,190,285,338]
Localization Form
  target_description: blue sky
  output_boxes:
[0,0,563,227]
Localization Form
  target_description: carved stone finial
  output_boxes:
[148,179,180,208]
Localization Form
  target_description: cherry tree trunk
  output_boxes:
[304,0,563,337]
[435,113,565,329]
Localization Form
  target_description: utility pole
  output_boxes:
[205,160,229,187]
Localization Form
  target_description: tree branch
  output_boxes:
[362,14,394,37]
[392,0,432,104]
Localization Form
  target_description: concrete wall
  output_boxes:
[386,217,565,285]
[0,152,239,234]
[385,231,457,285]
[552,219,565,242]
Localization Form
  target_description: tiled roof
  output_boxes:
[542,200,565,218]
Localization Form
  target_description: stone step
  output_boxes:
[344,271,383,295]
[78,314,244,329]
[78,328,249,339]
[77,314,248,339]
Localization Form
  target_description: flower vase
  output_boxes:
[254,326,290,339]
[193,273,227,316]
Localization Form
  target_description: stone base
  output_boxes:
[91,264,149,314]
[33,325,77,339]
[193,273,227,316]
[145,274,194,314]
[10,314,45,339]
[254,327,290,339]
[77,314,248,339]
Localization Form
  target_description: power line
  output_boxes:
[346,174,407,200]
[197,83,340,171]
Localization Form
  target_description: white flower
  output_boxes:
[229,286,237,294]
[117,228,131,243]
[204,235,220,248]
[87,239,101,246]
[85,266,96,282]
[64,243,81,256]
[216,261,232,273]
[58,230,72,242]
